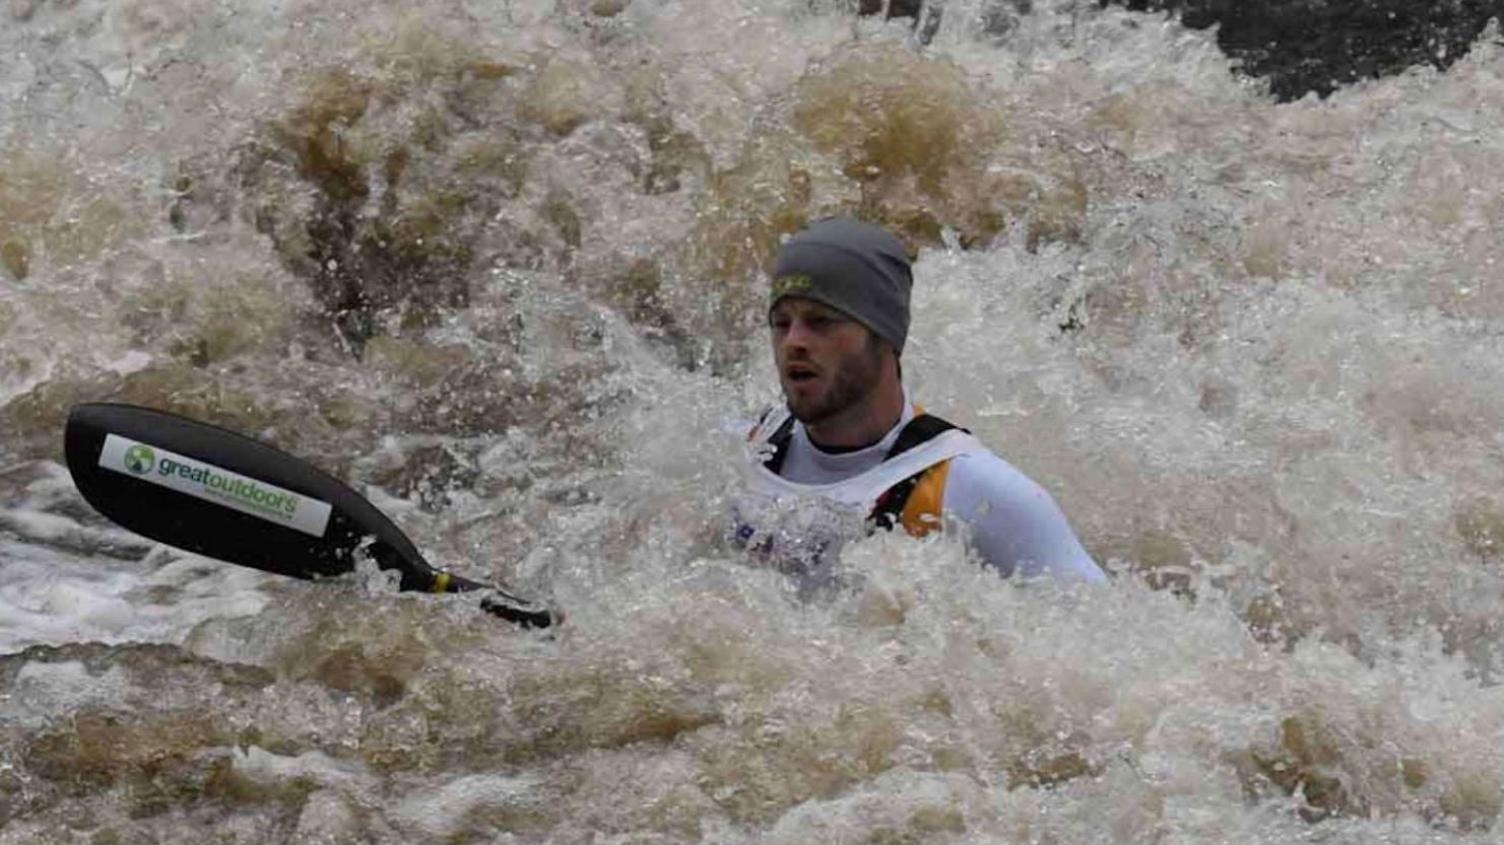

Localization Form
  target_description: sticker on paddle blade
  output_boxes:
[98,433,333,538]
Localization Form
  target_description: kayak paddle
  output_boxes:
[63,402,553,628]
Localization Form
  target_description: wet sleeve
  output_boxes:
[940,452,1107,584]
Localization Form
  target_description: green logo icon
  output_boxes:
[772,273,813,298]
[123,444,155,474]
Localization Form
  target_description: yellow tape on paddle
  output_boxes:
[432,571,451,593]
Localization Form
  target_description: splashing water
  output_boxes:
[3,0,1504,841]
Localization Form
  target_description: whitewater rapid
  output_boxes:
[3,1,1504,841]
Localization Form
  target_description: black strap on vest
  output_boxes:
[761,414,797,476]
[760,411,964,530]
[868,414,960,530]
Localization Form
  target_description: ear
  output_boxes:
[871,333,902,380]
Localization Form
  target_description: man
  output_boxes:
[737,218,1105,584]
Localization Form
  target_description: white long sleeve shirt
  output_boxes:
[749,400,1106,584]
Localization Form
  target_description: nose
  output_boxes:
[775,318,814,356]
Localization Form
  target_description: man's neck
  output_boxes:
[804,382,906,450]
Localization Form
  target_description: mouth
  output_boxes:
[784,365,820,385]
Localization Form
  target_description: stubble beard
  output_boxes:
[784,338,885,426]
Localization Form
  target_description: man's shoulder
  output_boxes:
[940,443,1056,508]
[746,404,792,441]
[911,413,1026,483]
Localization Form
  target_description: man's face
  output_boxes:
[770,297,886,425]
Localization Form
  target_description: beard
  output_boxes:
[783,336,886,425]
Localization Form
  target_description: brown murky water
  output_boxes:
[3,1,1504,841]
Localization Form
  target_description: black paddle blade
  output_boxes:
[64,403,552,628]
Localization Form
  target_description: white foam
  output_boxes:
[4,0,1504,840]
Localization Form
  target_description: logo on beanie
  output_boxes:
[772,274,812,298]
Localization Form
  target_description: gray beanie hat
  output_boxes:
[770,218,913,354]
